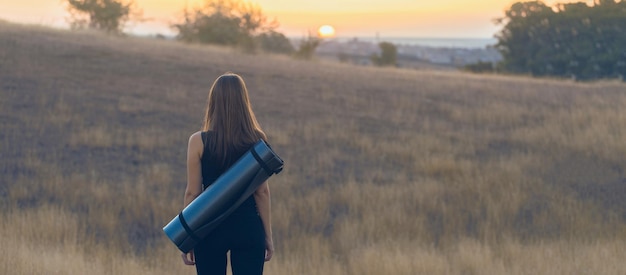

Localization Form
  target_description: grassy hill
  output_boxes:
[1,21,626,274]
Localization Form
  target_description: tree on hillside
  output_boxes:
[66,0,139,34]
[172,0,285,53]
[293,34,320,60]
[256,31,294,54]
[371,42,398,67]
[495,0,626,81]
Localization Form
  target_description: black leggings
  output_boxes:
[194,213,266,275]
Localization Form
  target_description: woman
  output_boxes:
[181,72,274,275]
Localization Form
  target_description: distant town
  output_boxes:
[302,37,502,69]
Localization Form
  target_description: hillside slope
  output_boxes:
[1,22,626,274]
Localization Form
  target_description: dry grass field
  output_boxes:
[1,21,626,274]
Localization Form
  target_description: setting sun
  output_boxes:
[317,25,336,38]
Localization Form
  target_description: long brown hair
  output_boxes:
[202,72,266,166]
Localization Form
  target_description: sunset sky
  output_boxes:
[0,0,593,38]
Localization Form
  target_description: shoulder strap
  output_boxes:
[200,131,210,190]
[201,131,207,147]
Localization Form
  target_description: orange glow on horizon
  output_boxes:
[0,0,601,37]
[317,25,336,38]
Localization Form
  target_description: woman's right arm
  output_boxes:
[253,181,273,261]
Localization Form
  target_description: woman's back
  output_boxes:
[200,131,258,218]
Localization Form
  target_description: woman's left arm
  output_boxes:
[181,131,204,265]
[184,131,204,207]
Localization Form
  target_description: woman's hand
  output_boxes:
[182,250,196,265]
[264,238,274,261]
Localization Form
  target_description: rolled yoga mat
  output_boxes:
[163,139,284,253]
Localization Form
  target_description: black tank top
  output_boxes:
[200,131,258,217]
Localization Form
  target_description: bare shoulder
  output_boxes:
[188,131,204,155]
[189,131,202,143]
